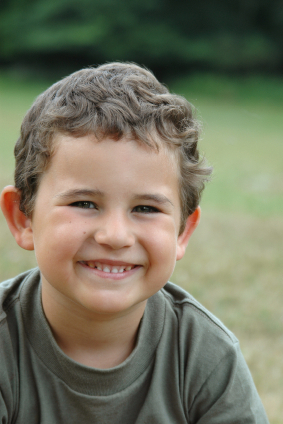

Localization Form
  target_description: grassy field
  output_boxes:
[0,72,282,422]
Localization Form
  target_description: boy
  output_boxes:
[0,62,268,423]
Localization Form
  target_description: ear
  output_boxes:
[0,186,34,251]
[176,206,201,261]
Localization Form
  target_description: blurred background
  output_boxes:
[0,1,282,422]
[1,0,283,79]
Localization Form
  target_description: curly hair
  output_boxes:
[14,62,212,233]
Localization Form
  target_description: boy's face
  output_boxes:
[26,134,197,317]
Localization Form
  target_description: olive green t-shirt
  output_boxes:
[0,269,269,423]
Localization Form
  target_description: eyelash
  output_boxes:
[70,202,159,213]
[133,205,160,214]
[70,201,96,209]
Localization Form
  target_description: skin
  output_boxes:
[0,134,200,368]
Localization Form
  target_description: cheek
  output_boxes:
[33,219,86,261]
[144,225,178,267]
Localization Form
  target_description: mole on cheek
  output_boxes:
[83,232,86,234]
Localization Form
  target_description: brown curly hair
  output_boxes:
[14,62,212,234]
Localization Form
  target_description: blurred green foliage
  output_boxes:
[0,0,283,78]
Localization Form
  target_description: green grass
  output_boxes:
[0,73,51,174]
[170,74,283,423]
[171,74,283,218]
[0,72,282,423]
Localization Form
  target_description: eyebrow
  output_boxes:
[133,194,174,207]
[55,189,104,199]
[55,189,174,207]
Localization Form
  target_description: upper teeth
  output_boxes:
[85,262,134,273]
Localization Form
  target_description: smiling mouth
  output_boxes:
[81,261,137,274]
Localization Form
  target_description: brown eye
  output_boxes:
[70,201,96,209]
[133,205,159,213]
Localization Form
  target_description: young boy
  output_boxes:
[0,62,269,423]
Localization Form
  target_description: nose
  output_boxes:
[94,212,135,250]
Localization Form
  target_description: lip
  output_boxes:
[82,259,137,267]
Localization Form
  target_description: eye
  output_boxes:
[70,201,96,209]
[133,205,160,214]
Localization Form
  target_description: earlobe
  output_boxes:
[176,206,201,261]
[0,186,34,251]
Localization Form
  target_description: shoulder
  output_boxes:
[0,268,41,420]
[0,268,41,351]
[159,282,240,403]
[0,268,40,317]
[157,283,269,422]
[158,281,240,390]
[161,281,237,346]
[0,268,41,349]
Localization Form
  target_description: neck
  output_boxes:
[41,284,146,369]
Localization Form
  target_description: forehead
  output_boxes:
[45,133,180,192]
[51,132,179,169]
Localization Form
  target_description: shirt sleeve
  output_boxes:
[188,341,269,424]
[0,323,18,424]
[0,390,10,424]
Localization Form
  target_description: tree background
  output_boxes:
[0,0,283,79]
